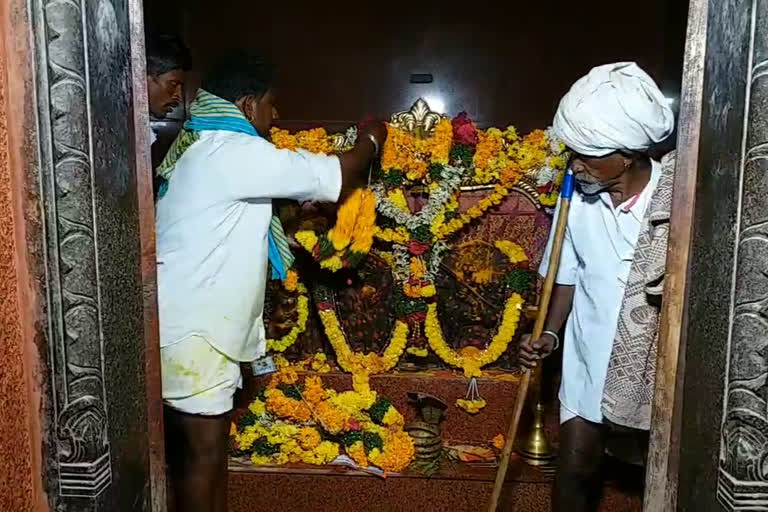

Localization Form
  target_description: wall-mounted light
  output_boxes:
[423,94,446,114]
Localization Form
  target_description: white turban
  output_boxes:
[553,62,674,157]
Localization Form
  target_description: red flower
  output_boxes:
[357,115,377,130]
[408,241,429,255]
[452,112,479,146]
[316,301,334,311]
[404,312,427,325]
[348,418,361,431]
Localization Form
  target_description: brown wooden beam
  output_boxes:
[644,1,708,510]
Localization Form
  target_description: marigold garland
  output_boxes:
[347,441,369,466]
[406,346,429,357]
[380,119,453,181]
[318,307,409,376]
[230,364,414,472]
[425,294,525,379]
[434,185,510,240]
[367,430,416,472]
[270,126,335,154]
[266,270,310,353]
[455,398,487,414]
[421,241,529,413]
[278,352,332,374]
[296,188,377,272]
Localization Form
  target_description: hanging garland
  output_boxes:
[424,293,525,379]
[424,240,529,413]
[265,270,310,353]
[316,301,409,376]
[295,188,377,272]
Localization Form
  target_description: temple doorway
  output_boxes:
[2,0,767,511]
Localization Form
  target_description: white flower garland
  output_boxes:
[425,241,448,281]
[392,245,411,282]
[372,165,466,230]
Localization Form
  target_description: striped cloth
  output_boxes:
[268,215,294,279]
[156,89,294,280]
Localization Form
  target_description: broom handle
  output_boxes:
[487,169,575,512]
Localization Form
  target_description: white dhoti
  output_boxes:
[161,335,243,415]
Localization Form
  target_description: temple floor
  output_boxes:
[225,369,644,511]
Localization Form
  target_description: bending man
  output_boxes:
[519,62,675,512]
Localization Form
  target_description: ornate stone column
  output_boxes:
[32,0,113,497]
[1,0,163,510]
[717,1,768,509]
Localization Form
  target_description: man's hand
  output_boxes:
[338,120,388,200]
[519,332,557,369]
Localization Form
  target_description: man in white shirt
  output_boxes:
[519,62,674,512]
[155,50,386,512]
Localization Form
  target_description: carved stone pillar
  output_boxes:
[33,0,114,497]
[0,0,163,510]
[717,1,768,509]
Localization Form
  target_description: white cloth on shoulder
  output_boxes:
[553,62,674,157]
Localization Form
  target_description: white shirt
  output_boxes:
[539,159,661,423]
[149,124,157,145]
[155,130,341,361]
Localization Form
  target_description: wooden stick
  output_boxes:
[487,171,575,511]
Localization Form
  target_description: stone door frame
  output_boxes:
[0,0,165,510]
[646,0,768,510]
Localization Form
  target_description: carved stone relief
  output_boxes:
[718,1,768,509]
[31,0,111,498]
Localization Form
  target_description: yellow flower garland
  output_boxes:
[277,352,332,373]
[380,119,453,181]
[233,364,415,472]
[422,241,529,391]
[318,309,409,376]
[368,430,415,472]
[296,188,377,272]
[434,185,510,240]
[473,128,505,184]
[347,441,369,467]
[406,346,429,357]
[375,185,511,246]
[374,225,410,244]
[455,398,487,414]
[425,293,524,379]
[266,271,310,353]
[270,126,335,154]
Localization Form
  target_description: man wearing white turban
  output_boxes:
[519,62,675,511]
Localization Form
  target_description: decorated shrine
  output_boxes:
[226,100,643,511]
[9,0,766,510]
